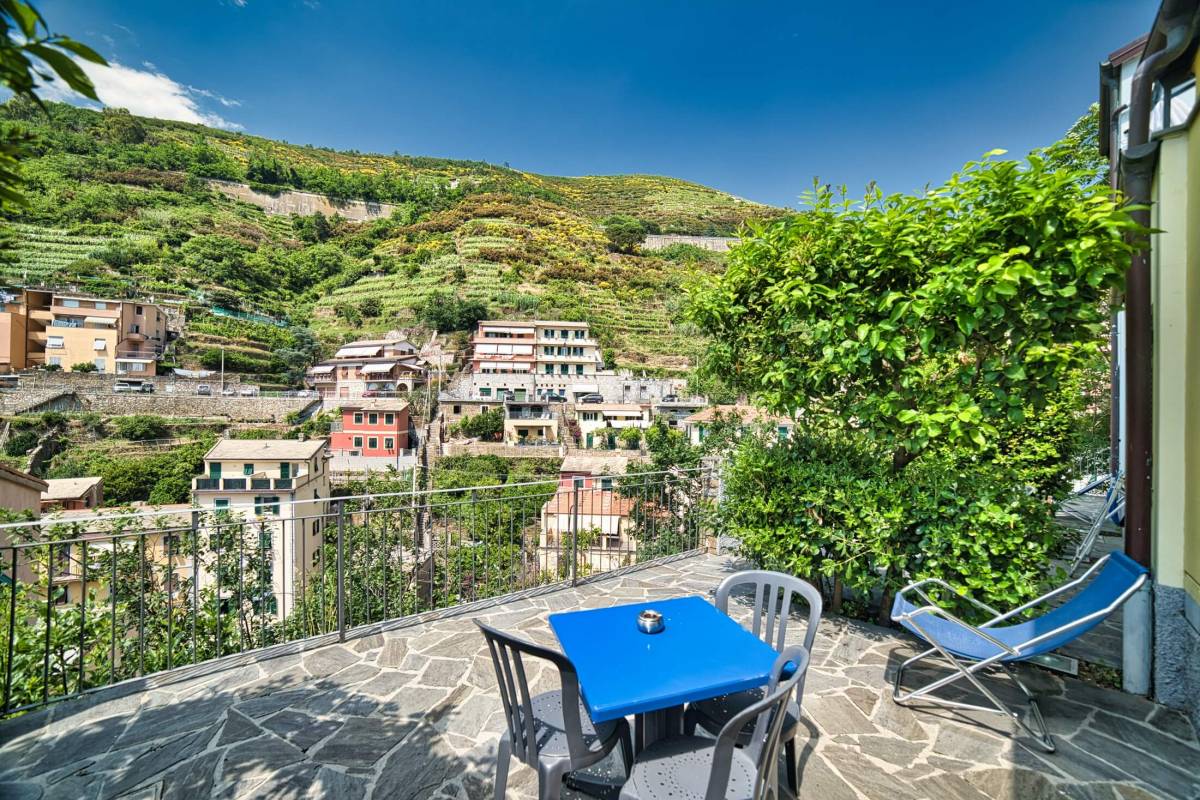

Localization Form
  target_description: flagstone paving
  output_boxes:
[0,554,1196,799]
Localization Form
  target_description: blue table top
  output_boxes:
[549,595,780,723]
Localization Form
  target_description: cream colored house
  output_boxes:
[575,403,649,449]
[22,290,167,375]
[682,404,793,447]
[192,438,329,617]
[503,401,559,445]
[538,481,638,576]
[1100,6,1200,727]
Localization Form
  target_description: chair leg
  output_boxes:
[618,720,634,777]
[784,736,798,795]
[493,733,511,800]
[537,758,570,800]
[683,706,697,736]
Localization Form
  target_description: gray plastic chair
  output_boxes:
[684,570,822,793]
[621,646,810,800]
[476,620,633,800]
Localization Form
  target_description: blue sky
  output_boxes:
[39,0,1156,208]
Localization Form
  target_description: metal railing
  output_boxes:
[0,467,714,717]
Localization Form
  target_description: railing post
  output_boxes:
[336,500,346,642]
[571,476,582,586]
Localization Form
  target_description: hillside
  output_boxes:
[0,100,779,375]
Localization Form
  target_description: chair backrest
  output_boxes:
[715,570,823,654]
[706,646,810,800]
[475,620,590,765]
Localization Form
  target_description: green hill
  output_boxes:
[0,100,780,375]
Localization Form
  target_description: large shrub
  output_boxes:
[690,148,1141,614]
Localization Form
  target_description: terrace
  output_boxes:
[0,466,1197,800]
[0,553,1196,800]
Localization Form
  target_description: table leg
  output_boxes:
[564,705,686,798]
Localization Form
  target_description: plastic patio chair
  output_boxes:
[890,551,1149,752]
[684,570,822,794]
[476,620,633,800]
[621,646,810,800]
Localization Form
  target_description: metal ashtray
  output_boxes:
[636,609,665,634]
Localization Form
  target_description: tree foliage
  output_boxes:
[690,147,1142,613]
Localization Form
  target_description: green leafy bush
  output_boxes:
[111,415,169,441]
[451,408,504,441]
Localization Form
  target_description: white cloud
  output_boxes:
[35,59,242,130]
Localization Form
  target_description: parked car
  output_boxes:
[579,393,604,404]
[0,375,20,391]
[196,384,212,396]
[662,394,679,402]
[239,386,259,397]
[545,393,567,402]
[113,379,154,394]
[221,386,235,396]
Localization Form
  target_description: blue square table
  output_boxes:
[550,595,780,753]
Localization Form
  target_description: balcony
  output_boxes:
[193,477,250,491]
[0,477,1195,800]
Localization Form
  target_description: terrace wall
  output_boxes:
[205,179,397,222]
[84,394,316,422]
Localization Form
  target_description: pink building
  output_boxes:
[329,399,410,456]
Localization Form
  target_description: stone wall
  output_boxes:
[206,179,397,222]
[84,394,317,423]
[440,440,565,459]
[1154,586,1200,730]
[642,234,737,253]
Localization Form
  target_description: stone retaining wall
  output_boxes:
[83,394,317,423]
[642,234,737,252]
[440,440,565,459]
[206,179,397,222]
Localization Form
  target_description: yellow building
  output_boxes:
[1100,2,1200,728]
[0,289,169,375]
[192,438,330,617]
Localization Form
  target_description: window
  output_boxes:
[778,426,790,439]
[131,324,140,334]
[94,302,107,310]
[243,463,254,475]
[214,498,229,510]
[353,412,364,425]
[312,550,321,567]
[135,305,143,315]
[209,462,222,479]
[543,346,553,355]
[93,357,106,372]
[47,336,63,349]
[559,365,568,375]
[544,365,553,374]
[61,299,79,308]
[165,535,180,555]
[452,405,461,415]
[47,356,61,367]
[368,437,378,449]
[93,338,107,351]
[353,436,363,448]
[280,462,290,480]
[583,412,597,421]
[601,478,613,490]
[479,388,491,397]
[254,495,280,515]
[384,437,394,450]
[368,413,378,425]
[575,330,584,339]
[575,365,584,375]
[384,413,394,425]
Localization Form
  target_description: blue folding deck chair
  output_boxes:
[890,551,1149,752]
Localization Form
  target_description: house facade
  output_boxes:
[329,399,410,457]
[575,403,649,449]
[538,480,639,576]
[503,400,559,445]
[1099,6,1200,728]
[306,336,424,400]
[0,289,168,375]
[41,476,103,511]
[467,320,604,399]
[191,438,330,617]
[682,404,794,447]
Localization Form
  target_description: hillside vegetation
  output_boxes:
[0,100,779,373]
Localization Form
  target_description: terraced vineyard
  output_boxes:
[0,100,777,373]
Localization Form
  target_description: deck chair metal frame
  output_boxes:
[1069,472,1125,575]
[890,551,1148,753]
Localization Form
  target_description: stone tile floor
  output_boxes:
[0,554,1197,800]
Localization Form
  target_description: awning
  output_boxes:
[360,363,394,374]
[92,338,107,350]
[84,316,116,326]
[570,384,599,393]
[308,365,335,374]
[114,357,153,364]
[336,345,382,358]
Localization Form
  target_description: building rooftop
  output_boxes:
[0,462,47,493]
[542,487,637,517]
[683,404,792,425]
[339,399,411,413]
[576,402,645,413]
[204,438,328,462]
[41,476,102,501]
[560,453,637,475]
[1,553,1192,800]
